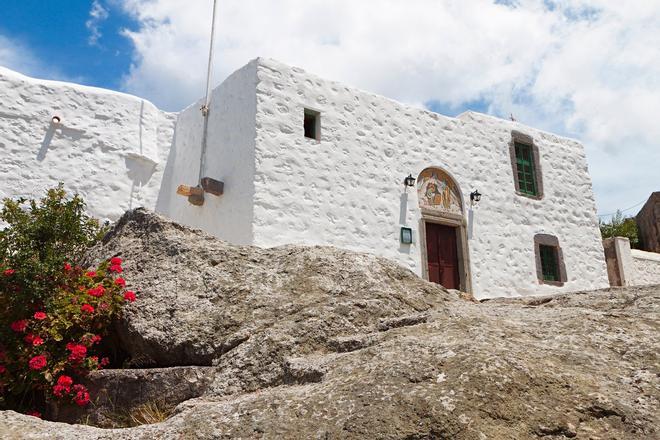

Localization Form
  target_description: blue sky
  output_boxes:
[0,1,135,88]
[0,0,658,218]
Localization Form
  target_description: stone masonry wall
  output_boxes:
[251,58,609,299]
[636,192,659,253]
[0,67,176,222]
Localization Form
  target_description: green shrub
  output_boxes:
[0,185,135,418]
[599,210,640,249]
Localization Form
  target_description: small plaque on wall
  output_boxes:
[400,227,413,244]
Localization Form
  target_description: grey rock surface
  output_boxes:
[85,209,453,370]
[49,366,215,427]
[1,209,658,439]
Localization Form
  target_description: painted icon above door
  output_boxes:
[417,168,462,215]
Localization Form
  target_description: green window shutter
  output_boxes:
[514,142,538,196]
[539,245,559,281]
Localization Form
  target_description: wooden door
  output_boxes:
[425,223,460,289]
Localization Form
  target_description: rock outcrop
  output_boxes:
[1,209,658,439]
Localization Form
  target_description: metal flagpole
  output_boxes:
[198,0,219,184]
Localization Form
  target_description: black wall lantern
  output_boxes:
[470,190,482,205]
[403,174,416,188]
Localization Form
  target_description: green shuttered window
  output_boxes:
[539,244,559,282]
[514,142,537,196]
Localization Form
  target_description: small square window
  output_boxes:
[304,109,320,140]
[539,244,559,282]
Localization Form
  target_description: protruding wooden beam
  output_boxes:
[201,177,224,196]
[177,185,201,197]
[177,185,205,206]
[187,192,204,206]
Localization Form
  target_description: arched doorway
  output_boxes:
[417,167,472,293]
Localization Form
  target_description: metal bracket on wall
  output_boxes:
[201,177,224,196]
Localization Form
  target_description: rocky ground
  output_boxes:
[1,209,658,439]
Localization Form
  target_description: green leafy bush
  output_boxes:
[0,185,135,418]
[599,210,640,249]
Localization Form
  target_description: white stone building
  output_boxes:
[0,58,610,299]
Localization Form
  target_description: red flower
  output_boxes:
[108,264,123,273]
[26,410,41,418]
[73,384,90,406]
[110,257,122,266]
[58,375,73,387]
[33,312,47,320]
[3,269,15,276]
[0,365,6,374]
[80,304,95,314]
[53,384,68,397]
[32,336,44,347]
[85,271,96,278]
[91,335,102,344]
[114,277,126,287]
[64,263,72,271]
[124,291,136,302]
[53,375,73,397]
[28,355,47,371]
[74,391,90,406]
[99,302,109,310]
[24,334,44,346]
[100,357,110,367]
[66,343,87,364]
[87,285,105,297]
[10,320,28,333]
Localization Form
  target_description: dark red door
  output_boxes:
[425,223,460,289]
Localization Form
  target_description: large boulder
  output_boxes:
[85,209,454,370]
[1,210,658,439]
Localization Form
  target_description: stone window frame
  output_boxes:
[533,234,567,286]
[509,131,544,200]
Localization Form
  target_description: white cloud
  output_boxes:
[0,35,42,75]
[0,34,72,81]
[87,0,110,46]
[116,0,659,216]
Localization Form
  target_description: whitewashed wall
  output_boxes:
[251,58,609,299]
[1,59,610,299]
[0,67,175,222]
[631,249,660,286]
[156,61,258,245]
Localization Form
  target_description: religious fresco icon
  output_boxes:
[417,168,462,215]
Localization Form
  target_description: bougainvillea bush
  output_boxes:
[0,185,135,418]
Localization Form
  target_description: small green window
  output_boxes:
[514,141,537,196]
[539,244,559,282]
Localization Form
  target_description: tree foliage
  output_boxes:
[0,184,106,306]
[599,210,640,249]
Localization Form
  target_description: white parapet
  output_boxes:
[0,66,176,222]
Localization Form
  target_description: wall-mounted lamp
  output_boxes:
[403,174,416,188]
[51,116,61,125]
[470,190,482,205]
